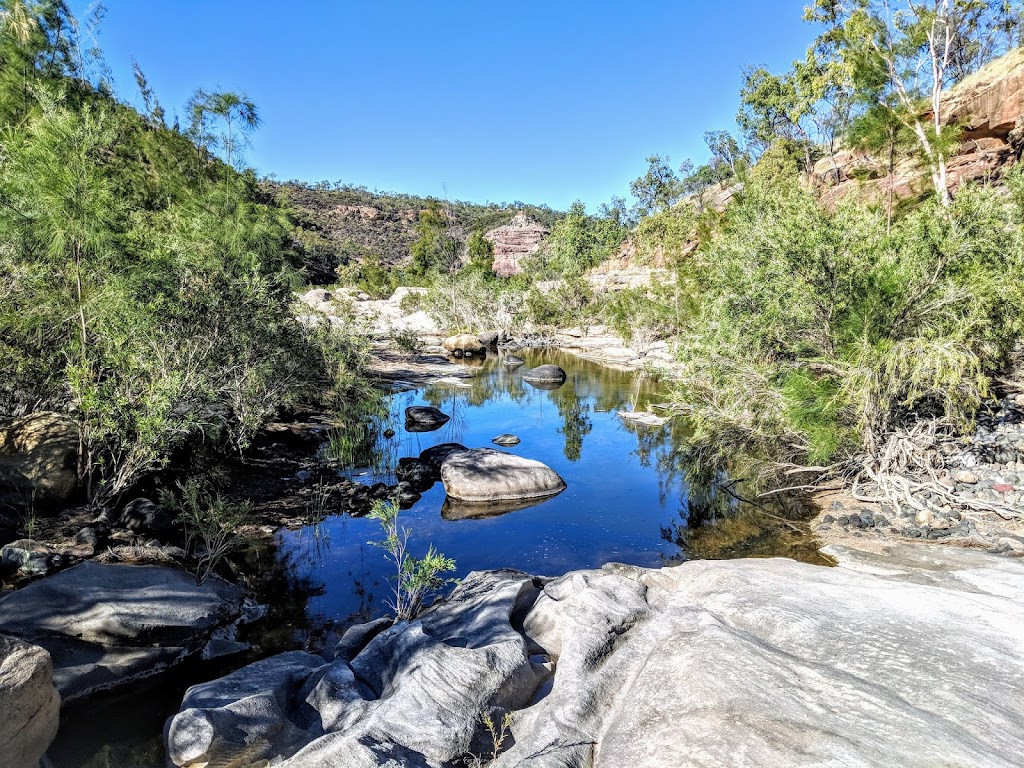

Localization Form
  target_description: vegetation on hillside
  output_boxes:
[0,0,369,508]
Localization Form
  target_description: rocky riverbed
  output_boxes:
[163,542,1024,768]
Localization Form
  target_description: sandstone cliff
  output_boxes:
[485,212,549,277]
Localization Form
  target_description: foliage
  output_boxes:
[541,201,626,277]
[0,2,365,506]
[161,480,248,584]
[669,169,1024,478]
[369,498,456,621]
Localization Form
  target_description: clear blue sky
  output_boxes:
[75,1,818,211]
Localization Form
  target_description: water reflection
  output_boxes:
[275,349,823,625]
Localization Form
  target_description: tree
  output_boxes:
[465,229,495,276]
[704,130,749,177]
[187,88,260,169]
[806,0,1022,205]
[737,65,822,173]
[630,155,681,216]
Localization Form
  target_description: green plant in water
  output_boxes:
[368,498,456,621]
[161,481,248,584]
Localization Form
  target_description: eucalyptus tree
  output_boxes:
[806,0,1023,205]
[630,155,682,217]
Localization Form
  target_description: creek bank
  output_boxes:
[0,561,252,703]
[812,391,1024,556]
[165,542,1024,768]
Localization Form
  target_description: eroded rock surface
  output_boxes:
[486,212,548,278]
[0,634,60,768]
[165,544,1024,768]
[0,562,245,701]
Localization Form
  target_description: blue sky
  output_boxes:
[75,1,817,211]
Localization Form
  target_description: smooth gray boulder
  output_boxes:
[0,562,245,701]
[441,448,566,503]
[0,634,60,768]
[165,544,1024,768]
[165,571,548,768]
[521,364,567,384]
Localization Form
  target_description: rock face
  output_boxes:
[0,562,245,702]
[441,448,566,503]
[165,543,1024,768]
[815,48,1024,208]
[0,412,78,511]
[485,212,549,277]
[0,634,60,768]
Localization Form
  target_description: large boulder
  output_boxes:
[440,448,566,503]
[0,562,246,701]
[404,406,450,433]
[0,412,78,511]
[164,544,1024,768]
[0,634,60,768]
[165,571,547,768]
[443,334,485,356]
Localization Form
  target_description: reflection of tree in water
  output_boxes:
[553,381,592,462]
[660,478,829,566]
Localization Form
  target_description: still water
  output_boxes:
[278,348,822,627]
[48,348,822,767]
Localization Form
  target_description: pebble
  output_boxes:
[954,470,979,484]
[992,483,1015,493]
[915,508,933,526]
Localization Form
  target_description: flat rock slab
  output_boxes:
[165,543,1024,768]
[441,448,566,503]
[0,562,244,701]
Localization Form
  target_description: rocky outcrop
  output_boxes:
[816,48,1024,207]
[165,543,1024,768]
[486,212,549,277]
[0,635,60,768]
[0,562,246,702]
[441,448,566,504]
[0,412,79,512]
[442,334,485,356]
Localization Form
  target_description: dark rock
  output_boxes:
[477,331,500,347]
[394,482,421,509]
[383,429,396,439]
[404,406,451,433]
[1,539,55,577]
[522,364,567,385]
[75,524,109,551]
[368,482,391,501]
[395,458,439,492]
[874,515,889,528]
[502,355,525,368]
[821,515,836,525]
[119,498,174,540]
[420,443,469,468]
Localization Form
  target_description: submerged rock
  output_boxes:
[165,543,1024,768]
[0,634,60,768]
[441,448,566,503]
[502,354,525,368]
[0,562,246,701]
[492,433,521,447]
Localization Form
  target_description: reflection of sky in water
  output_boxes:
[278,349,689,625]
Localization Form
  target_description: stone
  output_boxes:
[0,561,245,701]
[492,434,521,447]
[442,334,485,356]
[404,406,450,433]
[618,410,669,427]
[74,524,109,551]
[993,483,1016,493]
[0,412,79,511]
[394,457,439,491]
[383,428,396,439]
[0,635,60,768]
[419,443,468,468]
[955,470,980,484]
[166,571,547,768]
[118,497,174,540]
[1,539,56,577]
[915,508,933,526]
[521,364,567,384]
[165,545,1024,768]
[477,331,500,347]
[440,448,566,503]
[334,617,393,662]
[502,355,525,368]
[393,482,421,508]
